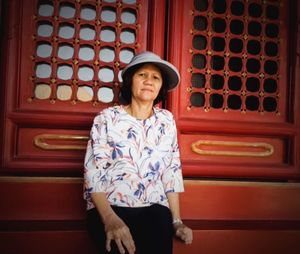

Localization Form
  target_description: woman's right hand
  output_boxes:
[103,213,136,254]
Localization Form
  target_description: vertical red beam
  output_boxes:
[146,0,166,58]
[165,0,185,118]
[1,0,23,169]
[295,1,300,171]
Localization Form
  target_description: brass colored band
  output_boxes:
[191,140,274,157]
[34,134,88,150]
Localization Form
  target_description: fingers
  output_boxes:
[110,236,135,254]
[117,229,135,254]
[176,225,193,244]
[105,235,112,252]
[121,235,135,254]
[115,238,126,254]
[106,227,136,254]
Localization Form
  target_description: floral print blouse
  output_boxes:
[84,105,184,210]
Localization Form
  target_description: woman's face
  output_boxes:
[131,63,163,104]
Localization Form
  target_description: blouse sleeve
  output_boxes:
[161,116,184,194]
[83,112,111,198]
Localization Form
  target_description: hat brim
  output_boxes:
[121,58,180,91]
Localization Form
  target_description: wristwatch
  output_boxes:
[172,218,183,225]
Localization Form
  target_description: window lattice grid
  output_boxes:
[30,0,140,105]
[189,0,281,115]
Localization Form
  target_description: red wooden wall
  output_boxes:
[1,178,300,253]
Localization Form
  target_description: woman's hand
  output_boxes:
[174,223,193,244]
[103,213,136,254]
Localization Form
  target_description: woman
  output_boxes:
[84,51,193,254]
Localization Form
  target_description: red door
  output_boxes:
[0,0,166,253]
[167,1,300,253]
[168,0,299,178]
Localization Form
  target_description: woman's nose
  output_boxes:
[144,77,154,85]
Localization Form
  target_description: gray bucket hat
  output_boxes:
[121,51,180,91]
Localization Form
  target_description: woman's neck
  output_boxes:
[125,100,154,120]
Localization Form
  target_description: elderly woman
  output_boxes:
[84,51,193,254]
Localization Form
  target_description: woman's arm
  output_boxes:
[91,192,136,254]
[167,192,193,244]
[86,111,135,253]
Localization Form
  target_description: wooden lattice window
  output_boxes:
[175,0,288,123]
[168,0,298,179]
[1,0,164,174]
[20,0,148,111]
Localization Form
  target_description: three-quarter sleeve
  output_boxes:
[161,117,184,194]
[83,112,111,200]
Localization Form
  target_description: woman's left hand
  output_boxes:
[174,223,193,244]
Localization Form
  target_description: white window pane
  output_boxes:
[57,85,72,101]
[37,23,53,37]
[98,87,114,103]
[78,66,94,81]
[58,24,75,39]
[79,46,95,61]
[100,28,116,42]
[122,0,136,4]
[57,65,73,80]
[58,44,74,60]
[36,63,51,78]
[101,8,116,22]
[36,43,52,58]
[98,68,114,82]
[38,3,54,17]
[80,5,96,20]
[121,9,136,24]
[120,48,134,63]
[59,4,75,19]
[99,47,115,62]
[120,29,135,44]
[80,26,96,40]
[77,86,93,102]
[35,84,51,99]
[118,69,123,82]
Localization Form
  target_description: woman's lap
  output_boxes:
[86,204,173,254]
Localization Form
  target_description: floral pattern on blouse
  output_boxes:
[83,105,184,210]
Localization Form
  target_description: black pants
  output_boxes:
[86,204,173,254]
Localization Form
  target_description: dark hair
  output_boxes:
[119,63,169,105]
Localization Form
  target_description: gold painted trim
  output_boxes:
[191,140,274,157]
[34,134,88,150]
